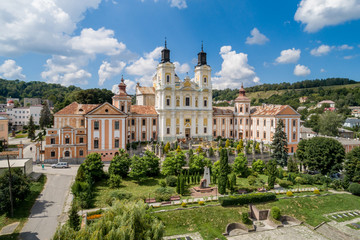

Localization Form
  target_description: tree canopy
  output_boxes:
[271,120,288,167]
[344,147,360,182]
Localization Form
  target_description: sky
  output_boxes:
[0,0,360,94]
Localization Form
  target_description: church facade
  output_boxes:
[44,44,300,163]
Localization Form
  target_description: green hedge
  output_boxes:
[219,192,276,206]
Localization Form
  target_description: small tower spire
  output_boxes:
[161,38,170,63]
[197,41,207,66]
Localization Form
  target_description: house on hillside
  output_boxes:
[343,118,360,128]
[299,96,308,103]
[338,128,354,139]
[316,100,335,108]
[349,106,360,117]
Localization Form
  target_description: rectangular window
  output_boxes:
[222,119,225,124]
[293,120,296,127]
[131,119,135,125]
[185,97,190,106]
[167,128,170,134]
[121,105,125,112]
[131,132,135,140]
[115,139,119,148]
[291,147,294,153]
[81,119,85,126]
[79,150,84,156]
[271,120,274,127]
[142,119,146,126]
[257,131,259,138]
[213,131,216,137]
[213,119,216,125]
[94,121,99,130]
[240,119,242,124]
[153,119,156,125]
[115,121,119,130]
[264,132,266,139]
[196,127,198,134]
[264,120,266,126]
[153,132,156,139]
[51,151,55,157]
[79,137,84,143]
[230,131,233,137]
[240,107,243,112]
[166,98,170,106]
[293,132,296,140]
[204,127,207,133]
[246,119,248,125]
[51,138,55,144]
[230,119,233,125]
[176,127,180,134]
[65,138,70,144]
[222,130,225,137]
[257,119,259,125]
[204,100,207,107]
[142,132,146,139]
[94,140,99,149]
[235,119,237,125]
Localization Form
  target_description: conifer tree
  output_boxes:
[271,119,288,167]
[176,176,181,194]
[27,115,36,140]
[218,149,229,194]
[266,160,278,189]
[39,101,52,129]
[68,203,80,231]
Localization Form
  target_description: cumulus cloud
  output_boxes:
[69,28,126,56]
[294,64,311,76]
[98,61,126,86]
[320,68,326,73]
[0,59,26,79]
[338,44,354,50]
[169,0,187,9]
[275,48,301,64]
[245,28,269,45]
[174,62,190,74]
[295,0,360,32]
[112,79,136,94]
[0,0,101,55]
[41,55,91,86]
[310,44,333,56]
[213,46,260,89]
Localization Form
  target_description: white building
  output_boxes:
[6,105,43,126]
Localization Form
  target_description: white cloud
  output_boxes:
[0,59,26,79]
[98,61,126,86]
[310,44,333,56]
[275,48,301,64]
[169,0,187,9]
[338,44,353,50]
[112,79,136,94]
[294,64,311,76]
[213,46,260,89]
[245,28,269,45]
[295,0,360,32]
[41,55,91,86]
[69,28,126,56]
[344,55,357,60]
[174,62,190,74]
[320,68,326,73]
[0,0,101,55]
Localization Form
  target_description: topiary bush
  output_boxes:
[198,200,205,205]
[295,176,306,185]
[166,175,177,187]
[313,189,320,195]
[286,191,293,197]
[241,212,252,225]
[181,202,187,207]
[271,206,281,220]
[247,175,257,186]
[278,180,293,188]
[348,183,360,196]
[108,174,122,188]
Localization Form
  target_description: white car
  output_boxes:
[51,162,69,168]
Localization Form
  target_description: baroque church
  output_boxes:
[44,43,300,162]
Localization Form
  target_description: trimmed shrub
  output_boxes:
[241,212,252,225]
[271,206,281,220]
[166,175,177,187]
[154,187,174,202]
[247,175,257,186]
[108,174,122,188]
[181,202,187,207]
[286,191,293,197]
[160,180,167,188]
[313,189,320,195]
[278,180,293,188]
[219,192,276,206]
[348,183,360,196]
[295,177,306,185]
[198,200,205,205]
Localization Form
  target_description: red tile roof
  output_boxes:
[213,107,234,115]
[250,105,288,116]
[55,102,100,115]
[130,105,157,115]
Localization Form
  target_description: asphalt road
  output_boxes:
[19,173,73,240]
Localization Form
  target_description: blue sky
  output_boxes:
[0,0,359,93]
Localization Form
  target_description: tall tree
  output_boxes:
[218,149,229,194]
[319,111,343,136]
[266,160,278,189]
[287,157,298,173]
[27,115,36,140]
[129,156,147,182]
[82,153,104,181]
[108,149,131,178]
[142,150,160,177]
[161,152,186,176]
[39,101,52,129]
[271,119,288,167]
[344,147,360,182]
[297,137,345,175]
[232,153,249,177]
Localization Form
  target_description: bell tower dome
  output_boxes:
[112,76,132,113]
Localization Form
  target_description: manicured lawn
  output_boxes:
[93,177,176,208]
[154,194,360,240]
[0,175,47,239]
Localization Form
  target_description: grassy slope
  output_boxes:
[0,175,47,240]
[154,194,360,240]
[246,82,360,100]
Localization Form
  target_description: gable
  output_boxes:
[87,102,126,115]
[277,106,299,116]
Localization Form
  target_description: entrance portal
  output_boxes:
[185,128,191,138]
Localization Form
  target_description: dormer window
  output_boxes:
[166,75,170,83]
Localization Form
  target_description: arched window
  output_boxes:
[64,151,70,157]
[204,77,207,83]
[166,75,170,83]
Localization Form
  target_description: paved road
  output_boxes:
[19,174,73,240]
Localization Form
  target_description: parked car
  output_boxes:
[51,162,69,168]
